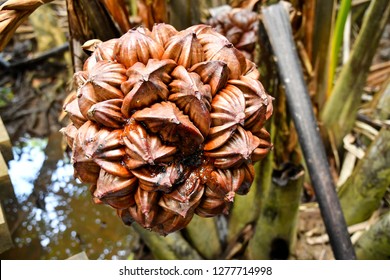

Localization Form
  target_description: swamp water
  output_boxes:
[0,133,139,260]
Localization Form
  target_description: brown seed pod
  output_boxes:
[63,98,88,129]
[128,187,159,229]
[205,84,246,151]
[131,162,185,193]
[229,76,270,128]
[132,102,204,154]
[243,60,260,80]
[162,30,204,69]
[121,59,176,116]
[195,185,230,218]
[122,119,177,169]
[189,60,229,96]
[94,169,137,209]
[71,121,101,183]
[62,23,273,235]
[159,171,204,217]
[210,168,245,202]
[83,39,118,71]
[87,60,126,101]
[87,98,125,128]
[114,27,164,68]
[207,7,259,61]
[198,32,247,79]
[204,126,263,169]
[169,65,212,137]
[60,123,78,148]
[153,209,193,236]
[151,23,178,47]
[77,82,99,118]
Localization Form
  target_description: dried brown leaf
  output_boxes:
[100,0,131,33]
[137,0,168,30]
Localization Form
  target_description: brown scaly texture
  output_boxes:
[207,7,258,61]
[61,23,273,235]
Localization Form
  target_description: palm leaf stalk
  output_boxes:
[327,0,352,98]
[320,0,390,148]
[310,0,335,108]
[261,2,355,259]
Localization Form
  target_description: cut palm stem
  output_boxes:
[261,2,355,259]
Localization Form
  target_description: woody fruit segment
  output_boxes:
[207,7,259,62]
[61,23,273,235]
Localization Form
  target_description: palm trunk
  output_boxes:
[246,163,304,259]
[354,211,390,259]
[184,215,221,259]
[132,224,202,260]
[65,0,120,71]
[338,127,390,225]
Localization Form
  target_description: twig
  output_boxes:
[1,42,69,72]
[306,216,379,245]
[0,55,11,68]
[356,113,384,131]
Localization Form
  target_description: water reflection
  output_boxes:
[0,135,140,260]
[8,137,47,202]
